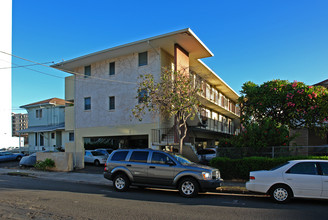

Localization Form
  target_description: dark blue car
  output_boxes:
[0,151,24,162]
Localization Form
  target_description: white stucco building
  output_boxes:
[53,29,240,168]
[19,98,74,152]
[0,0,21,149]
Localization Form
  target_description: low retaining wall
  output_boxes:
[37,152,74,172]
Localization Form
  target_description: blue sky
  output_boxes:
[12,0,328,113]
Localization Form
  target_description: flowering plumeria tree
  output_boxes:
[132,68,202,154]
[239,80,328,135]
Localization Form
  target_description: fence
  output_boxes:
[217,146,328,158]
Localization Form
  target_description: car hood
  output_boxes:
[183,163,216,172]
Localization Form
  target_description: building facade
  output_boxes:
[53,29,240,168]
[19,98,74,152]
[12,113,28,137]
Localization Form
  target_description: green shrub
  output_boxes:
[210,156,328,180]
[34,158,55,171]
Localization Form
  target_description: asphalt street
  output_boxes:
[1,174,328,220]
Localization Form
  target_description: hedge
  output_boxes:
[209,156,328,180]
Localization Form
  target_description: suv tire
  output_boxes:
[113,174,130,192]
[178,178,199,198]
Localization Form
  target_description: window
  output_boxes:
[69,132,74,141]
[36,109,42,118]
[287,162,318,175]
[320,162,328,175]
[129,151,149,163]
[109,62,115,75]
[138,51,148,66]
[51,132,55,139]
[84,65,91,78]
[111,151,128,161]
[151,152,174,165]
[109,96,115,110]
[35,133,38,146]
[84,97,91,110]
[138,89,148,103]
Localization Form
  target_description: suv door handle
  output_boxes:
[149,166,156,169]
[126,164,131,167]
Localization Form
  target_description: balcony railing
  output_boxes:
[196,117,238,135]
[151,127,175,145]
[199,81,240,117]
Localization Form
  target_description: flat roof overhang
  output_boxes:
[191,60,239,101]
[52,28,213,72]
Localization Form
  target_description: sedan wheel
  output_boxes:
[271,185,292,203]
[94,160,100,166]
[179,178,199,198]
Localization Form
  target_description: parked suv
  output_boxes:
[104,149,223,197]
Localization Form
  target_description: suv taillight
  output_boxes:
[249,176,255,180]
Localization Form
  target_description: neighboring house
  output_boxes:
[52,28,240,168]
[290,79,328,146]
[19,98,74,152]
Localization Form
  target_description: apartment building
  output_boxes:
[19,98,74,152]
[12,113,28,137]
[53,28,240,168]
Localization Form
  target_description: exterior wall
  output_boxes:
[27,106,65,127]
[65,76,75,101]
[37,152,73,172]
[175,44,189,74]
[290,128,309,146]
[73,49,161,129]
[0,0,17,148]
[65,106,74,130]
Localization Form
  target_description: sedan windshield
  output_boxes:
[91,151,105,156]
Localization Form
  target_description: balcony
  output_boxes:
[192,76,240,119]
[195,117,238,135]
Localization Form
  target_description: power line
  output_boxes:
[0,62,54,69]
[0,51,137,85]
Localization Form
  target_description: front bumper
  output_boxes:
[199,178,223,191]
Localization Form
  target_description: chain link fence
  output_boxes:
[217,146,328,158]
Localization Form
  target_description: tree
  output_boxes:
[132,68,201,154]
[218,118,291,156]
[239,80,328,134]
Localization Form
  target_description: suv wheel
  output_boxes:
[113,174,130,192]
[179,178,199,198]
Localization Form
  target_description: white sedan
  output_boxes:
[246,160,328,203]
[84,150,107,166]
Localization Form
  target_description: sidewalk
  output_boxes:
[0,168,247,193]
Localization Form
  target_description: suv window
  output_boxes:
[151,152,174,164]
[111,151,129,161]
[129,151,149,163]
[287,162,318,175]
